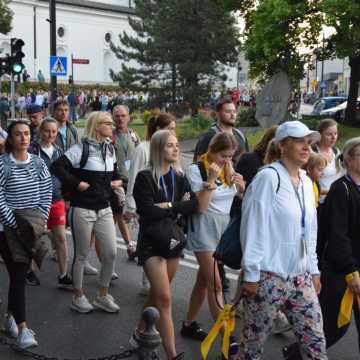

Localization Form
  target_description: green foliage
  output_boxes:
[142,110,153,125]
[0,0,13,35]
[236,107,258,127]
[110,0,240,113]
[300,115,328,130]
[243,0,321,83]
[320,0,360,125]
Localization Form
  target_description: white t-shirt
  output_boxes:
[318,152,343,203]
[41,145,55,159]
[186,163,236,215]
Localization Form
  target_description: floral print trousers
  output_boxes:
[236,272,327,360]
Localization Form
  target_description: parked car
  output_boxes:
[311,96,347,115]
[320,97,360,123]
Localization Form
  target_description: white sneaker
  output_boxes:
[139,272,150,296]
[17,328,38,349]
[129,328,141,348]
[3,314,18,338]
[272,311,292,334]
[111,272,119,281]
[71,295,94,313]
[84,261,99,275]
[93,294,120,313]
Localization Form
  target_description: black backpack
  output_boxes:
[204,163,280,270]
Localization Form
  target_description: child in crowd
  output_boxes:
[306,153,328,208]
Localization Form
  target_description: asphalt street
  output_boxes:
[0,231,358,360]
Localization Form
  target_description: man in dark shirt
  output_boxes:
[193,97,249,165]
[27,104,44,141]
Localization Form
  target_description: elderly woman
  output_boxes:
[238,121,327,360]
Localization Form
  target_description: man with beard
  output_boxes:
[193,97,249,164]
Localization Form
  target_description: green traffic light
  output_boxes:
[12,63,24,74]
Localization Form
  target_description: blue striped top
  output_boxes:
[0,153,53,229]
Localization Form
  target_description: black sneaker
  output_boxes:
[229,336,239,356]
[172,352,184,360]
[25,271,40,286]
[180,321,207,341]
[282,343,302,360]
[58,274,73,289]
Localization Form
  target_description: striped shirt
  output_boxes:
[0,153,53,229]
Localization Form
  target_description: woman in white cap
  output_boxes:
[237,121,327,359]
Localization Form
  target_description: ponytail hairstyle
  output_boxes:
[337,137,360,171]
[145,112,176,140]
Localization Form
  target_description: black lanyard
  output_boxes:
[345,174,360,193]
[160,168,175,202]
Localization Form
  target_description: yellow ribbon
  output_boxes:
[199,152,230,186]
[337,272,360,328]
[201,304,236,360]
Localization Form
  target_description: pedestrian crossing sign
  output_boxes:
[50,56,67,76]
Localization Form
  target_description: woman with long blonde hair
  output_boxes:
[131,130,201,360]
[52,111,122,313]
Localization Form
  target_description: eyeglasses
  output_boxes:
[100,122,113,126]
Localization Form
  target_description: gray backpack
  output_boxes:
[0,153,43,185]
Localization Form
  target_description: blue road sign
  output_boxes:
[50,56,67,76]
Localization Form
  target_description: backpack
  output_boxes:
[194,125,249,162]
[211,165,281,270]
[78,138,115,169]
[0,153,43,185]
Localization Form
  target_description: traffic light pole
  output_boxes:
[50,0,57,102]
[10,74,15,118]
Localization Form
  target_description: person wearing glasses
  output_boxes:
[52,111,121,313]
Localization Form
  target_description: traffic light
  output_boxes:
[0,56,11,76]
[10,38,25,75]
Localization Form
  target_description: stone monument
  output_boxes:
[255,71,292,127]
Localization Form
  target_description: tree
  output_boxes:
[321,0,360,125]
[217,0,360,126]
[110,0,240,113]
[0,0,13,35]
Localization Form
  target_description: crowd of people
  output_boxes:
[0,95,359,360]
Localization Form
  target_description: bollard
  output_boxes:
[137,307,162,360]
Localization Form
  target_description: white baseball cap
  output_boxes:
[275,121,320,144]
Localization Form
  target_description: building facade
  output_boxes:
[0,0,136,84]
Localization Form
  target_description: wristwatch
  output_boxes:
[167,202,172,209]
